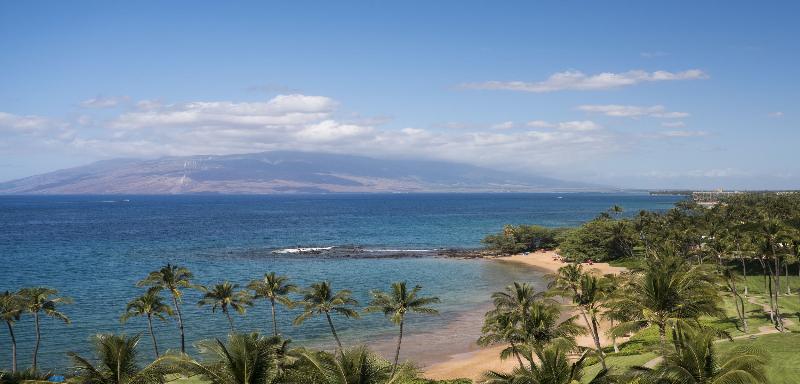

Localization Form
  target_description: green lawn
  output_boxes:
[742,274,800,296]
[716,332,800,384]
[581,352,657,383]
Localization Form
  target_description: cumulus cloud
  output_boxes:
[490,121,515,130]
[525,120,600,131]
[80,95,130,108]
[3,93,712,176]
[661,121,686,128]
[110,95,337,129]
[577,104,689,119]
[462,69,708,93]
[659,130,708,138]
[0,112,51,132]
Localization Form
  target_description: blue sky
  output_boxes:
[0,1,797,189]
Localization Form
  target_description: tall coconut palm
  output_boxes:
[611,256,724,356]
[491,282,546,327]
[365,282,439,376]
[549,265,611,370]
[632,326,768,384]
[294,345,417,384]
[0,291,23,373]
[173,332,295,384]
[68,333,176,384]
[247,272,297,337]
[478,311,527,369]
[198,282,253,332]
[293,282,359,351]
[137,263,199,353]
[120,288,173,358]
[18,287,72,372]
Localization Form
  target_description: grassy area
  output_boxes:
[742,274,800,296]
[716,332,800,384]
[581,352,657,383]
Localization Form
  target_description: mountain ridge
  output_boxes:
[0,151,611,194]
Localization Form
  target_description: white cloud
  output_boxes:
[769,111,784,118]
[491,121,515,130]
[295,120,374,142]
[4,94,709,176]
[577,104,689,119]
[462,69,708,93]
[110,94,337,129]
[557,121,600,131]
[80,95,130,108]
[661,121,686,128]
[526,120,555,128]
[659,130,708,138]
[524,120,600,131]
[0,112,50,132]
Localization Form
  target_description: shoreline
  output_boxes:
[422,250,627,382]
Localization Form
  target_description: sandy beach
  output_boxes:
[423,250,626,382]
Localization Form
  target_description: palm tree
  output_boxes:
[632,326,769,384]
[18,287,72,372]
[549,265,610,370]
[0,291,23,373]
[198,282,253,332]
[120,288,173,358]
[293,281,359,351]
[491,282,546,326]
[480,346,591,384]
[294,345,417,384]
[68,333,176,384]
[137,263,199,353]
[173,332,295,384]
[478,311,527,369]
[365,282,439,376]
[247,272,297,337]
[611,256,724,356]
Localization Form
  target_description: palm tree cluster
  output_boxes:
[0,287,72,374]
[477,195,800,383]
[3,263,440,384]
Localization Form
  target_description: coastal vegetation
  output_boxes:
[2,192,800,383]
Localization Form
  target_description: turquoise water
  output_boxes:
[0,193,681,370]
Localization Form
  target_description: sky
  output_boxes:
[0,1,798,189]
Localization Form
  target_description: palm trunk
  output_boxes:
[658,323,667,357]
[32,312,40,372]
[270,298,278,336]
[770,246,784,331]
[6,321,17,373]
[785,259,791,295]
[730,278,748,333]
[611,319,619,353]
[579,308,606,370]
[740,256,748,296]
[325,312,343,350]
[171,295,186,354]
[225,309,235,332]
[510,340,525,369]
[392,320,404,377]
[147,314,159,357]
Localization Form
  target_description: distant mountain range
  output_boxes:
[0,151,609,194]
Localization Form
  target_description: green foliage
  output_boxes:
[482,225,567,255]
[558,218,636,262]
[716,333,800,384]
[68,334,176,384]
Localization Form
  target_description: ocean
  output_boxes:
[0,193,682,370]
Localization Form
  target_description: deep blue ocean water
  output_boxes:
[0,193,682,370]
